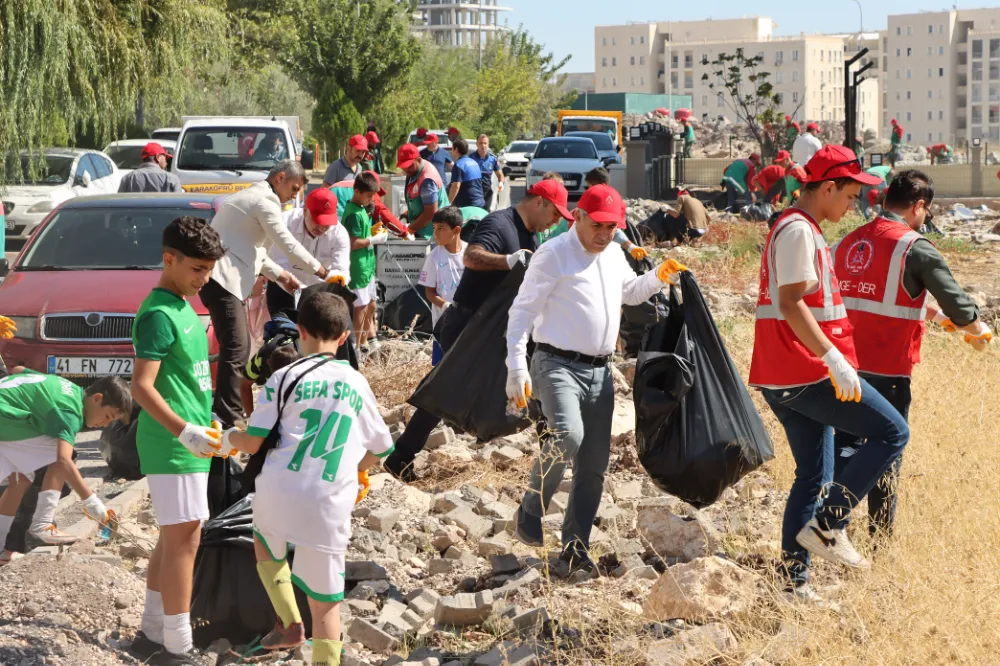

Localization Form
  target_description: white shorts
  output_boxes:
[254,527,346,602]
[0,436,58,482]
[352,282,378,308]
[146,473,210,526]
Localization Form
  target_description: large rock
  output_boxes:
[637,502,722,561]
[643,556,759,622]
[645,623,738,666]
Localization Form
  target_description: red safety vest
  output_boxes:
[749,208,858,388]
[405,159,443,203]
[832,217,928,377]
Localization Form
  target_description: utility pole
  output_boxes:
[844,47,869,149]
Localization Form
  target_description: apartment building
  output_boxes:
[411,0,511,48]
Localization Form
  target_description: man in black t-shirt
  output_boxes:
[384,181,573,481]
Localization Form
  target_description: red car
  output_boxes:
[0,193,220,384]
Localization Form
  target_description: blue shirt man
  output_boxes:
[448,140,485,209]
[470,134,504,210]
[420,138,453,184]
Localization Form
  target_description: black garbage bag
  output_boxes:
[633,271,774,508]
[382,286,433,335]
[206,457,247,519]
[190,495,313,647]
[620,220,670,358]
[408,264,530,440]
[741,202,774,222]
[99,405,144,480]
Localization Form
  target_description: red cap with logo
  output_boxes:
[397,143,421,170]
[348,134,369,154]
[526,180,573,221]
[365,131,380,145]
[802,145,882,185]
[363,170,387,196]
[776,150,790,161]
[306,188,339,226]
[806,122,821,133]
[141,142,172,159]
[576,184,626,229]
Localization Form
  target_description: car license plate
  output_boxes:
[47,356,134,376]
[564,179,580,189]
[4,218,12,230]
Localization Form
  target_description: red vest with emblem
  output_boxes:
[749,208,858,388]
[832,217,928,377]
[405,159,443,203]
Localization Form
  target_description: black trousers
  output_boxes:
[833,374,912,537]
[482,184,495,211]
[390,305,476,464]
[266,281,296,319]
[200,278,250,428]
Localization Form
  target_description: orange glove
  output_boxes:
[932,310,958,333]
[656,259,688,284]
[0,316,16,340]
[356,471,371,504]
[217,427,241,459]
[963,321,993,351]
[326,274,347,286]
[629,246,650,261]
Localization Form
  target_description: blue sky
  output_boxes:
[502,0,982,71]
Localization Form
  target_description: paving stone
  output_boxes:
[612,553,647,578]
[493,517,515,535]
[429,558,457,575]
[479,534,513,557]
[426,427,456,450]
[407,589,441,619]
[346,599,379,615]
[491,446,524,468]
[401,486,433,512]
[614,539,646,557]
[596,504,628,529]
[444,545,468,560]
[368,508,401,534]
[434,590,495,626]
[541,513,564,530]
[346,561,388,582]
[490,553,522,575]
[432,528,461,552]
[611,479,644,501]
[512,607,550,634]
[497,568,542,598]
[447,505,493,541]
[473,643,540,666]
[348,618,399,653]
[476,500,517,519]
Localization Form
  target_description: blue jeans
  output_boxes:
[521,351,614,550]
[725,183,740,213]
[431,339,444,366]
[761,378,909,585]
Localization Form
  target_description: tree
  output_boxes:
[313,79,365,151]
[701,49,783,152]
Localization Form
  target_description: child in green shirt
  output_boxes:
[342,172,386,351]
[0,369,129,561]
[129,216,228,665]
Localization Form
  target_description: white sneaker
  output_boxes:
[29,523,81,546]
[796,518,869,569]
[781,583,841,611]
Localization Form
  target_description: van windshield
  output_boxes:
[176,128,288,171]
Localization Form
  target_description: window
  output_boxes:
[928,46,933,56]
[701,94,708,107]
[792,49,799,61]
[896,26,901,36]
[906,69,912,79]
[940,132,944,141]
[792,70,798,83]
[992,104,1000,124]
[896,69,901,79]
[992,39,1000,58]
[991,61,1000,80]
[907,91,912,99]
[684,52,693,68]
[973,105,983,124]
[906,25,912,36]
[896,48,901,57]
[820,50,824,61]
[907,47,912,56]
[821,71,825,83]
[940,67,945,77]
[928,89,933,99]
[940,88,944,98]
[906,111,912,121]
[630,56,635,65]
[793,91,799,103]
[602,37,607,46]
[906,133,912,142]
[928,111,933,120]
[611,37,616,46]
[776,50,784,63]
[776,71,783,84]
[670,72,678,88]
[630,36,635,45]
[940,24,945,34]
[671,54,678,68]
[928,68,934,78]
[602,77,607,87]
[640,35,645,44]
[602,57,607,67]
[612,77,617,87]
[973,40,983,59]
[896,92,901,100]
[974,61,983,81]
[940,111,945,120]
[92,154,112,179]
[684,73,693,88]
[639,55,646,65]
[992,84,1000,101]
[929,24,934,34]
[640,76,645,85]
[940,46,945,55]
[717,92,724,107]
[630,76,635,85]
[612,57,617,66]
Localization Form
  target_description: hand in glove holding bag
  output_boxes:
[325,273,347,286]
[217,428,241,459]
[82,493,114,527]
[179,422,222,458]
[506,250,532,269]
[823,347,862,402]
[369,231,389,246]
[505,368,533,409]
[656,259,688,284]
[962,320,993,351]
[627,244,649,261]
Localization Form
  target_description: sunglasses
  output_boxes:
[820,158,863,178]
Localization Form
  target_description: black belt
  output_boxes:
[536,343,611,367]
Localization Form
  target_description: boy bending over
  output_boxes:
[223,292,394,664]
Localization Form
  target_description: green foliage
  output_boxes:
[313,79,365,152]
[701,49,783,152]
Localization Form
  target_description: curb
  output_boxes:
[29,478,150,556]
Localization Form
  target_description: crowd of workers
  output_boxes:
[0,115,995,665]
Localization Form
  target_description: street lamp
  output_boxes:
[576,88,589,110]
[848,0,863,33]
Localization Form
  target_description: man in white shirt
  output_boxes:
[266,188,351,317]
[791,122,823,167]
[505,184,686,575]
[200,160,340,428]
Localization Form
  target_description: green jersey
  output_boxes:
[133,288,213,475]
[866,165,892,183]
[537,219,570,245]
[0,370,83,444]
[342,201,375,289]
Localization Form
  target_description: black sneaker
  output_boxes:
[148,649,210,665]
[559,542,597,576]
[383,453,417,483]
[514,506,544,547]
[128,631,163,661]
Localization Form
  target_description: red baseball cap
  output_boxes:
[802,145,882,185]
[576,184,626,228]
[141,142,172,159]
[305,188,339,227]
[785,115,792,122]
[447,127,460,135]
[348,134,369,153]
[415,128,428,138]
[526,180,573,221]
[424,134,440,146]
[397,143,421,170]
[891,118,898,125]
[806,122,820,133]
[363,170,386,196]
[749,153,761,164]
[365,131,380,145]
[776,150,790,161]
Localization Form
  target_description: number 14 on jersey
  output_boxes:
[288,408,352,482]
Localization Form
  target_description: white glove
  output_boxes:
[963,320,993,351]
[405,233,416,241]
[505,249,532,269]
[369,231,389,246]
[179,422,222,458]
[218,428,240,458]
[498,182,505,191]
[822,347,862,403]
[932,309,957,333]
[505,368,533,409]
[82,494,110,524]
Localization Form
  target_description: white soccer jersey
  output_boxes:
[247,353,394,554]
